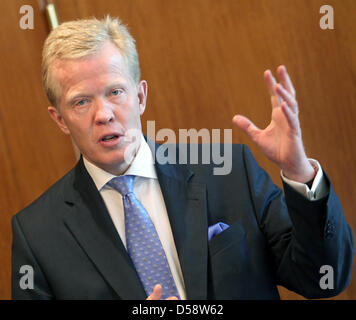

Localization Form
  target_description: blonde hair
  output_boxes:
[42,15,140,108]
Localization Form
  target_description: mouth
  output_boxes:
[99,133,122,146]
[101,134,119,142]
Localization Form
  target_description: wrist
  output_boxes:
[282,160,317,184]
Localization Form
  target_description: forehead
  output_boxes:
[51,42,131,96]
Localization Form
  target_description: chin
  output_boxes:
[101,151,134,173]
[86,142,138,173]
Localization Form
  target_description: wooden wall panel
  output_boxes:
[0,0,76,299]
[0,0,355,300]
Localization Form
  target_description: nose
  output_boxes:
[94,98,114,125]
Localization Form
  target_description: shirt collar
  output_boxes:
[83,134,157,191]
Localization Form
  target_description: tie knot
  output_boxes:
[107,175,135,196]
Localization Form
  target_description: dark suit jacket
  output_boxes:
[11,144,353,299]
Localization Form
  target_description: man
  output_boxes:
[12,16,353,300]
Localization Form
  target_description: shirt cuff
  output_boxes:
[281,159,329,201]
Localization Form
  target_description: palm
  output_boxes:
[256,105,300,165]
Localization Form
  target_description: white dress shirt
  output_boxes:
[83,135,187,299]
[83,136,328,300]
[281,159,328,201]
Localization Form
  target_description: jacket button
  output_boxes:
[325,232,334,239]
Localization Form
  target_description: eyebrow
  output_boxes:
[65,82,129,106]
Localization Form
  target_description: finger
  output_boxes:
[275,84,298,113]
[276,65,296,97]
[281,101,299,132]
[146,284,162,300]
[264,70,281,108]
[270,95,280,110]
[264,69,277,96]
[232,115,261,143]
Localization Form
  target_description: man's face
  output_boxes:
[48,41,147,175]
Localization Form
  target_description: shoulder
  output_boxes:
[180,143,256,180]
[13,165,77,226]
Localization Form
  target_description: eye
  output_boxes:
[111,89,123,96]
[75,99,88,107]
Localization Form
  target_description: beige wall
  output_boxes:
[0,0,355,299]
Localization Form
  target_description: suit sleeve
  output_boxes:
[11,215,53,300]
[242,145,354,298]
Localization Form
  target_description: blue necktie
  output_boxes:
[107,175,180,299]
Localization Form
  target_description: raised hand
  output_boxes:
[233,65,315,183]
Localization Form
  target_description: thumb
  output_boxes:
[232,115,260,142]
[146,284,162,300]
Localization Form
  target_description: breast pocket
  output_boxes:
[208,220,246,257]
[208,220,248,299]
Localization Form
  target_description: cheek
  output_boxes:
[64,115,93,140]
[116,104,142,128]
[131,99,144,122]
[129,108,143,129]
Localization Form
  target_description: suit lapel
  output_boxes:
[155,160,208,300]
[63,158,146,299]
[62,148,209,300]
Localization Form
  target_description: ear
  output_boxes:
[137,80,148,115]
[47,106,70,135]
